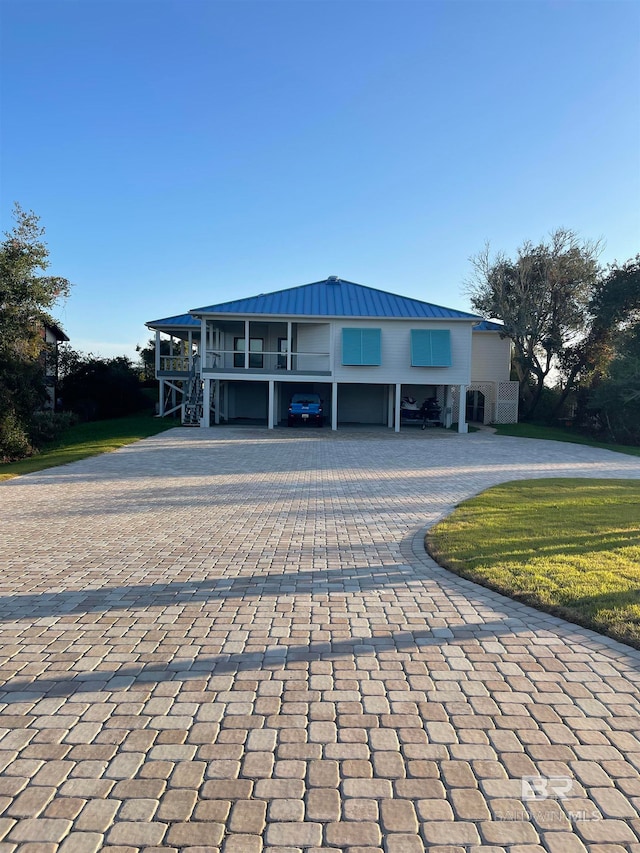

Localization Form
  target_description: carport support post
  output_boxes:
[159,378,165,416]
[394,383,401,432]
[331,382,338,430]
[268,380,275,429]
[214,380,220,425]
[458,384,468,433]
[387,384,394,428]
[202,379,211,428]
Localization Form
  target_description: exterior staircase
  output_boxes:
[182,356,203,426]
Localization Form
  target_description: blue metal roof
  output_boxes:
[473,319,506,332]
[146,312,200,330]
[190,278,481,320]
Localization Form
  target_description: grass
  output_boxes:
[426,478,640,648]
[494,422,640,457]
[0,414,176,481]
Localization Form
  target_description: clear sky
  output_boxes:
[2,0,639,360]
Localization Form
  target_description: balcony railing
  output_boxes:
[159,355,191,372]
[204,350,330,373]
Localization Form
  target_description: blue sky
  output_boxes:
[2,0,639,360]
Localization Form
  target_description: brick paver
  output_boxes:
[2,426,640,851]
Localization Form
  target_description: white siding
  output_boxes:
[471,333,511,383]
[332,319,473,385]
[296,324,330,371]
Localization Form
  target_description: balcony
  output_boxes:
[204,349,330,375]
[158,355,192,376]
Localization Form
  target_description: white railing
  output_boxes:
[159,355,191,372]
[204,350,330,372]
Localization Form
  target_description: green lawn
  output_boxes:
[0,414,176,481]
[494,422,640,457]
[426,478,640,648]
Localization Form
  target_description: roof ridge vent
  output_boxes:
[327,275,340,283]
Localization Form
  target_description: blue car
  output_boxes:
[288,393,323,427]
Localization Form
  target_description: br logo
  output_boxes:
[521,776,573,800]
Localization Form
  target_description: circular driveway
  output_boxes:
[1,427,640,852]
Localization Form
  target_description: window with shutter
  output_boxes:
[342,328,381,365]
[410,329,451,366]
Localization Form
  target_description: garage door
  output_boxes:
[338,384,386,424]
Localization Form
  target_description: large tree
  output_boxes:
[0,204,71,458]
[557,255,640,417]
[587,320,640,444]
[467,228,601,418]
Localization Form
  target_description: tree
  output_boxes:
[557,255,640,417]
[587,321,640,444]
[136,336,171,382]
[0,204,71,459]
[467,229,601,419]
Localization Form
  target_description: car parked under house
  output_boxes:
[146,277,518,431]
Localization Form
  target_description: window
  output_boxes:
[342,328,381,365]
[411,329,451,367]
[234,337,264,369]
[277,338,288,369]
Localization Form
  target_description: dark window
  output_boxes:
[234,337,264,369]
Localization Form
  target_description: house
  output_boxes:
[146,277,518,431]
[42,321,69,410]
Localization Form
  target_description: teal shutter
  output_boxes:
[411,329,451,366]
[429,330,451,366]
[342,329,363,365]
[361,329,381,365]
[342,328,381,365]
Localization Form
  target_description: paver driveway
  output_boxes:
[2,427,640,853]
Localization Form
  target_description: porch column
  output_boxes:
[331,382,338,431]
[200,317,207,367]
[329,323,335,374]
[287,322,292,371]
[202,379,211,428]
[394,383,401,432]
[458,384,468,433]
[387,384,394,428]
[155,330,161,375]
[244,320,250,369]
[268,380,275,429]
[159,378,165,416]
[188,331,193,370]
[214,379,220,425]
[443,386,452,428]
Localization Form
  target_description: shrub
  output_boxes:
[28,410,77,448]
[61,356,149,420]
[0,411,33,462]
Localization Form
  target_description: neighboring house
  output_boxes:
[42,322,69,410]
[146,277,518,431]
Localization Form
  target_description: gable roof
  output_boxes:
[45,321,70,342]
[473,319,507,332]
[190,278,480,320]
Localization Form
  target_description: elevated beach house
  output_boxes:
[146,277,517,431]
